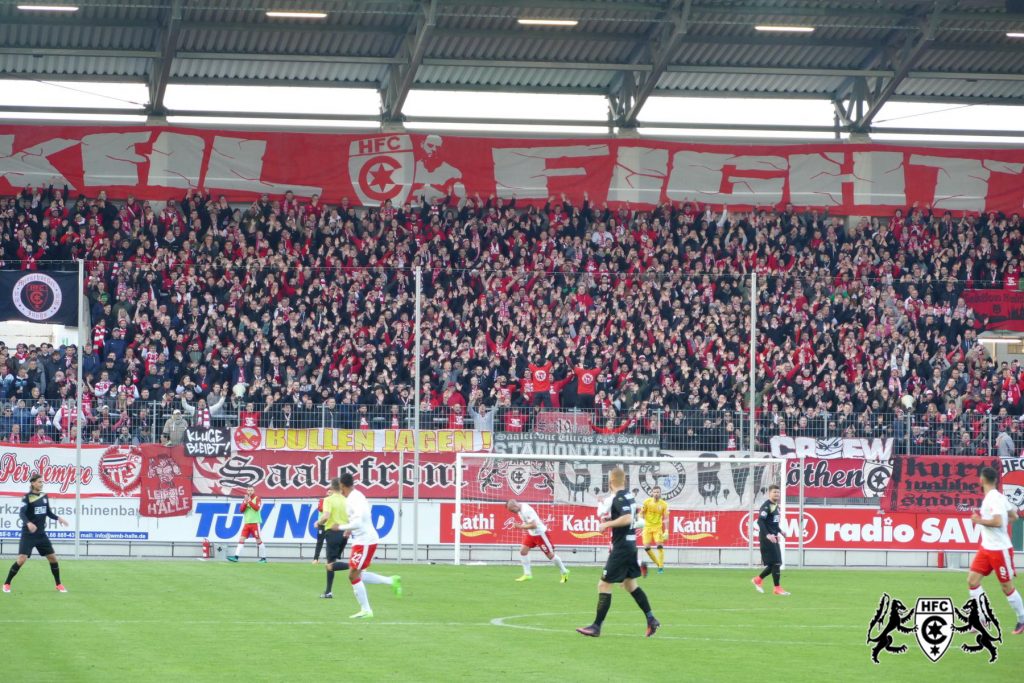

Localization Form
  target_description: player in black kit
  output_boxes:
[577,467,660,637]
[4,474,70,593]
[751,484,790,596]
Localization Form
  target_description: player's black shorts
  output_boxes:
[760,538,782,566]
[601,547,642,583]
[18,533,55,558]
[325,530,348,563]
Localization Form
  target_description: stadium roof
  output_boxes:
[2,0,1024,136]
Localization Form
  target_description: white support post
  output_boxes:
[748,271,757,458]
[798,454,806,567]
[74,257,84,560]
[413,266,422,563]
[397,450,404,563]
[454,452,463,566]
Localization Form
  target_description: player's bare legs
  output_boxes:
[515,544,533,582]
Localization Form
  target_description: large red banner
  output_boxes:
[3,125,1024,213]
[882,455,999,513]
[441,503,990,551]
[962,290,1024,332]
[785,457,892,499]
[190,450,461,499]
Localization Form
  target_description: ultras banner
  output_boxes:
[3,125,1024,212]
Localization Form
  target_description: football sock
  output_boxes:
[50,562,60,585]
[771,564,781,587]
[520,556,532,576]
[656,546,664,569]
[552,555,567,574]
[325,567,336,593]
[1007,589,1024,621]
[969,586,985,602]
[594,593,612,627]
[5,562,20,584]
[257,543,266,559]
[235,543,244,557]
[645,548,658,565]
[758,566,772,580]
[362,572,391,585]
[352,580,371,611]
[630,587,654,618]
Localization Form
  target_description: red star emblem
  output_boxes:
[368,162,396,191]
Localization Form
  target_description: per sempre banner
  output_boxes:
[882,455,999,513]
[0,271,79,326]
[3,125,1024,212]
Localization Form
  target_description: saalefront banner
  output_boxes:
[3,125,1024,212]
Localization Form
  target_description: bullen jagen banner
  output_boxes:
[231,426,490,453]
[0,272,79,326]
[184,427,231,457]
[770,436,893,462]
[883,455,999,513]
[786,457,892,500]
[139,446,193,518]
[3,125,1024,213]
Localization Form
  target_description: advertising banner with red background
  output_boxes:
[883,455,999,513]
[442,503,990,551]
[3,125,1024,213]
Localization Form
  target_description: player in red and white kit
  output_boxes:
[968,466,1024,635]
[334,473,402,619]
[506,499,569,583]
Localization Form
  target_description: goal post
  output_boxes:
[453,451,785,568]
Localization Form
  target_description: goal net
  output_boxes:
[454,452,786,568]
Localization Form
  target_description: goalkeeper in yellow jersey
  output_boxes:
[640,487,669,575]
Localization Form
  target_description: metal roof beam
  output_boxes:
[148,0,183,116]
[421,58,651,71]
[383,0,438,121]
[852,3,948,131]
[618,0,693,126]
[608,0,692,126]
[666,65,892,78]
[176,52,404,65]
[0,48,159,59]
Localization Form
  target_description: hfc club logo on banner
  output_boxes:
[349,135,415,205]
[866,593,1001,663]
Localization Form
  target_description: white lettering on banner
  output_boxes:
[492,145,608,199]
[909,155,1024,212]
[788,153,845,207]
[853,151,906,206]
[149,131,205,188]
[452,512,495,532]
[205,136,322,196]
[919,517,984,545]
[673,515,717,536]
[825,517,916,544]
[80,132,150,187]
[562,514,602,534]
[607,147,668,204]
[770,436,892,462]
[0,134,77,189]
[667,152,786,205]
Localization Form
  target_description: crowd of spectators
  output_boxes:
[1,181,1022,456]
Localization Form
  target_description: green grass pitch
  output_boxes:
[3,559,1019,681]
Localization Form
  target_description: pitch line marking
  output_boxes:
[489,613,849,644]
